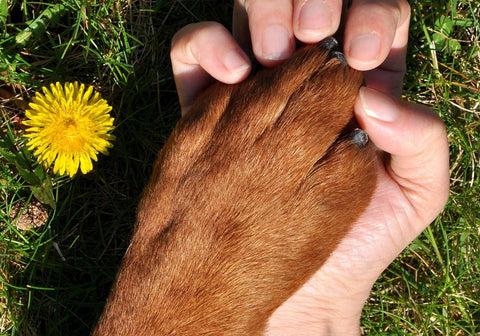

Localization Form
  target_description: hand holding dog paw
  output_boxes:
[170,3,449,334]
[265,87,449,335]
[232,0,411,74]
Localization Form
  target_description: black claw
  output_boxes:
[330,50,347,65]
[350,128,369,148]
[318,37,347,65]
[319,36,339,51]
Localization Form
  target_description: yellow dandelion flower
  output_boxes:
[23,82,115,177]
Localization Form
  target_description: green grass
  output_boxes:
[361,1,480,335]
[0,0,479,335]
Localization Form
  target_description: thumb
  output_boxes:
[355,87,450,226]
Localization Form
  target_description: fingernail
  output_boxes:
[348,33,381,65]
[298,0,333,37]
[224,49,251,77]
[359,87,399,122]
[262,24,292,60]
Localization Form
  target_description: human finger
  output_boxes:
[292,0,343,43]
[233,0,296,66]
[355,87,450,226]
[344,0,411,75]
[171,22,251,114]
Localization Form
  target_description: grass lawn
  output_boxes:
[1,0,479,335]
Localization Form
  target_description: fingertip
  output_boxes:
[256,24,295,66]
[355,86,448,166]
[176,22,252,83]
[356,87,399,123]
[222,48,252,83]
[170,22,251,114]
[345,32,384,71]
[355,87,449,220]
[243,1,295,66]
[343,1,404,71]
[293,0,341,43]
[354,87,415,156]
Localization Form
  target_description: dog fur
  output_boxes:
[92,38,377,335]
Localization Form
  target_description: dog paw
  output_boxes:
[95,37,378,336]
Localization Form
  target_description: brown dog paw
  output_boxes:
[93,37,377,336]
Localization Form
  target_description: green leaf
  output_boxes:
[14,4,68,48]
[432,15,464,54]
[435,16,454,36]
[0,126,16,153]
[0,145,16,163]
[453,18,473,28]
[446,40,461,53]
[15,160,41,186]
[29,178,55,209]
[0,0,7,28]
[20,140,33,161]
[33,164,46,182]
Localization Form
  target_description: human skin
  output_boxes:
[169,1,450,334]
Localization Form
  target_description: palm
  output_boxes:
[265,156,424,334]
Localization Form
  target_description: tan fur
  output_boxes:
[92,42,377,335]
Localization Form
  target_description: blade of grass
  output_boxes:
[0,0,7,28]
[14,3,68,48]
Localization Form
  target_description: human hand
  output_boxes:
[170,3,449,334]
[233,0,411,96]
[172,0,410,113]
[265,91,449,335]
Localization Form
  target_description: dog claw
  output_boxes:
[318,37,347,65]
[331,51,347,65]
[350,128,369,148]
[320,36,339,51]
